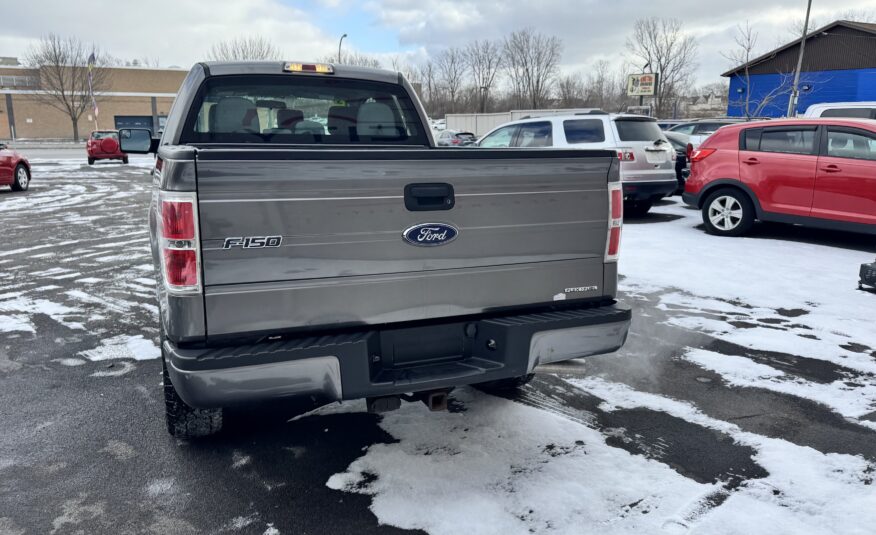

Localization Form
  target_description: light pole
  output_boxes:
[338,33,347,64]
[479,86,488,113]
[787,0,813,117]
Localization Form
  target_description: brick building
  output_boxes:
[0,58,187,140]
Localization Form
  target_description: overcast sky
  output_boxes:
[2,0,875,86]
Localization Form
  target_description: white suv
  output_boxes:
[478,113,676,215]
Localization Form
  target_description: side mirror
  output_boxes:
[119,128,158,154]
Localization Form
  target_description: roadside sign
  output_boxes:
[627,73,658,97]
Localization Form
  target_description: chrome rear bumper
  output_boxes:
[165,303,631,408]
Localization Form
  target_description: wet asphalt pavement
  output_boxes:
[1,149,875,534]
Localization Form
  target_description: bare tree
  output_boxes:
[207,36,282,61]
[435,47,466,113]
[503,28,562,109]
[464,39,503,112]
[556,72,586,108]
[626,17,698,117]
[416,61,438,115]
[320,51,382,68]
[388,55,419,81]
[722,22,797,118]
[583,60,633,112]
[113,56,161,68]
[24,34,112,140]
[721,21,759,118]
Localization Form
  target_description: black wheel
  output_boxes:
[624,200,653,218]
[475,374,535,393]
[87,157,95,165]
[162,347,223,439]
[11,164,29,191]
[122,156,129,164]
[701,188,755,237]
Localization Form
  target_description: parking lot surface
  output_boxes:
[1,151,875,534]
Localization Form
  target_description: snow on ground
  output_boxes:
[326,389,716,535]
[322,200,876,535]
[0,157,159,367]
[569,377,876,535]
[620,202,876,429]
[79,334,160,361]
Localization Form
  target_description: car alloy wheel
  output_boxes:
[17,167,28,188]
[707,195,743,231]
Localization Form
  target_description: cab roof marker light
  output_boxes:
[283,63,334,74]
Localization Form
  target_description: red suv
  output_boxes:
[683,118,876,236]
[86,130,128,165]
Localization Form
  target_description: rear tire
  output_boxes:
[475,374,535,393]
[701,188,755,237]
[11,164,29,191]
[122,156,129,164]
[163,351,223,439]
[87,157,95,165]
[624,200,652,218]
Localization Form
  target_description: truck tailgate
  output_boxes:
[195,148,615,337]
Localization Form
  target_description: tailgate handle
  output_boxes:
[404,183,455,211]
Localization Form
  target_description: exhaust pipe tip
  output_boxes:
[424,391,449,412]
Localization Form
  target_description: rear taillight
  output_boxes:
[689,148,717,163]
[159,191,200,293]
[617,149,635,162]
[606,182,622,262]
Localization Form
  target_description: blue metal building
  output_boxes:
[723,20,876,117]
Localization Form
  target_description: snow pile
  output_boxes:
[79,334,160,361]
[326,389,715,535]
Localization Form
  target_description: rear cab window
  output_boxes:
[181,75,427,146]
[563,119,605,144]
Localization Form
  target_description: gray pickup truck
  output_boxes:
[120,61,630,438]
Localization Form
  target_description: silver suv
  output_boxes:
[478,113,677,215]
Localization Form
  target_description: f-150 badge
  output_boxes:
[402,223,458,247]
[223,236,283,249]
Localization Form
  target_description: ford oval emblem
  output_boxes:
[402,223,459,247]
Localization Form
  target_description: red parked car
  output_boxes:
[0,141,31,191]
[683,118,876,236]
[86,130,128,165]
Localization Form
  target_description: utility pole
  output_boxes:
[787,0,813,117]
[638,61,651,109]
[338,33,347,64]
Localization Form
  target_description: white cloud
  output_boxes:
[4,0,876,85]
[3,0,338,67]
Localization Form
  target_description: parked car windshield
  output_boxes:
[182,75,427,145]
[614,119,663,142]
